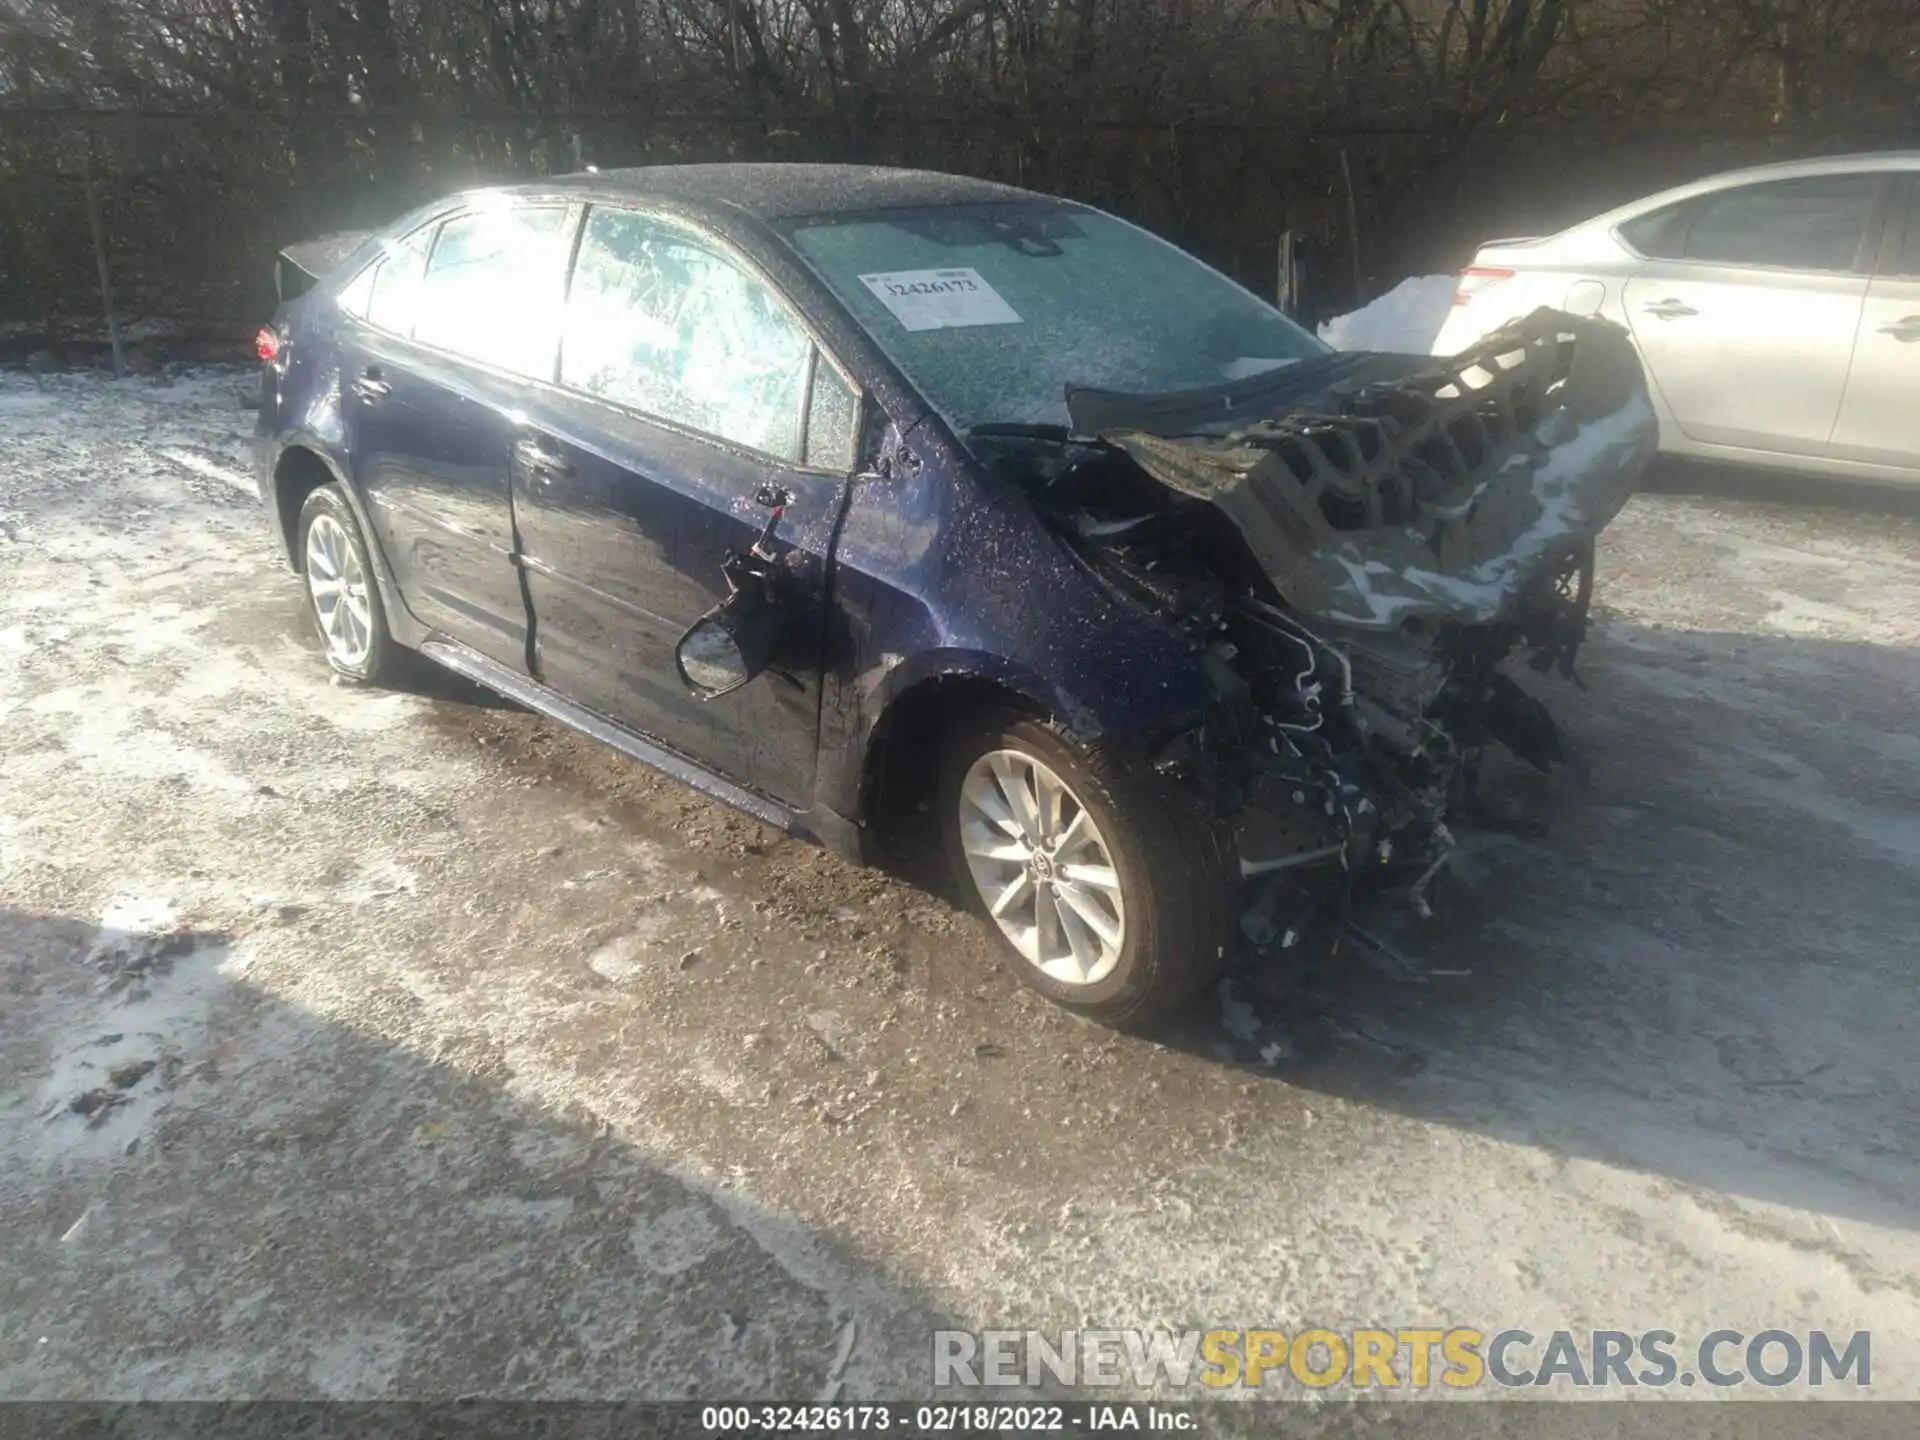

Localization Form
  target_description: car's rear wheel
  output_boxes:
[297,484,396,685]
[939,713,1232,1026]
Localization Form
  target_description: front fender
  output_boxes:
[863,646,1067,734]
[820,640,1212,833]
[810,417,1216,830]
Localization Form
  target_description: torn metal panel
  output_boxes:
[1088,309,1658,630]
[1039,311,1656,929]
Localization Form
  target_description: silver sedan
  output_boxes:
[1434,151,1920,487]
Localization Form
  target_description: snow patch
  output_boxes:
[4,891,238,1172]
[157,446,256,496]
[1318,275,1457,354]
[339,858,418,904]
[630,1201,726,1276]
[585,914,673,982]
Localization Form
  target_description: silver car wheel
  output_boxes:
[305,512,373,667]
[958,749,1128,987]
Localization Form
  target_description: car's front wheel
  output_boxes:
[939,713,1232,1026]
[296,483,398,685]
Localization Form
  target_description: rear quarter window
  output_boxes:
[337,261,377,319]
[1618,204,1693,260]
[365,228,433,335]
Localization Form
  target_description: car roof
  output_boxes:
[1678,150,1920,188]
[1585,149,1920,231]
[518,163,1052,220]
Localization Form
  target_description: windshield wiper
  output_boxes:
[967,422,1085,445]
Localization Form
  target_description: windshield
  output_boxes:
[781,202,1326,437]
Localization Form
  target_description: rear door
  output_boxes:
[344,201,575,673]
[511,205,860,805]
[1829,176,1920,471]
[1620,174,1883,456]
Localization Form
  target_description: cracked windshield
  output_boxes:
[787,203,1325,434]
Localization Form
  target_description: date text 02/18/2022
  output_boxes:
[698,1404,1190,1432]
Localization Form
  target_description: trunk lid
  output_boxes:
[275,231,375,304]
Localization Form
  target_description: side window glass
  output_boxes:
[1618,203,1692,260]
[563,208,811,461]
[1682,177,1878,272]
[366,227,432,335]
[338,260,378,319]
[413,204,572,376]
[1894,185,1920,279]
[805,357,860,471]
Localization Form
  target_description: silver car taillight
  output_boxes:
[1452,267,1515,306]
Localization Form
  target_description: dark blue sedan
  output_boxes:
[256,164,1657,1024]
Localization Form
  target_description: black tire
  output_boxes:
[295,483,399,685]
[939,712,1234,1026]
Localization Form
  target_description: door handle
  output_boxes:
[1877,315,1920,343]
[1642,298,1698,320]
[349,367,391,402]
[512,436,573,481]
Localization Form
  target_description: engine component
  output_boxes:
[1039,309,1659,926]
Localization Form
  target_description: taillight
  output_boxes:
[1452,267,1515,306]
[254,326,281,363]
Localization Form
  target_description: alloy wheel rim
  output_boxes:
[305,514,373,667]
[958,749,1127,987]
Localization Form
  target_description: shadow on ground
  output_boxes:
[1156,617,1920,1238]
[391,587,1920,1247]
[0,907,953,1400]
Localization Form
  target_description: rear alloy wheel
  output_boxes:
[297,483,396,684]
[940,714,1231,1025]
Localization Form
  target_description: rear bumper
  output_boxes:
[1431,303,1492,357]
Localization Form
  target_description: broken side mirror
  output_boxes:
[676,485,798,699]
[675,585,785,700]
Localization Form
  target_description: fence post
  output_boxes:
[1277,228,1311,326]
[1337,143,1364,312]
[82,121,125,377]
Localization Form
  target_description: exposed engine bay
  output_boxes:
[982,309,1659,932]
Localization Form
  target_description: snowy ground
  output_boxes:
[3,369,1919,1403]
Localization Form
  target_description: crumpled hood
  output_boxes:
[1067,310,1658,630]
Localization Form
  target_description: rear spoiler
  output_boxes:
[275,231,374,304]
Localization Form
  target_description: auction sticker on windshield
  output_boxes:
[859,269,1022,331]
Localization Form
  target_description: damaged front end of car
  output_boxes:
[1028,309,1658,934]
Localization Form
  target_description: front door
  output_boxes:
[1622,173,1882,457]
[511,205,861,806]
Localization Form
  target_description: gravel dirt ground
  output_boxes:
[2,368,1918,1404]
